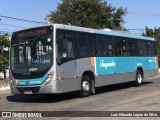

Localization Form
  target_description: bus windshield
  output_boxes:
[11,36,53,74]
[10,26,53,74]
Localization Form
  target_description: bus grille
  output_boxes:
[16,87,40,94]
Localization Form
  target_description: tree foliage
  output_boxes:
[47,0,127,30]
[143,27,160,59]
[0,34,10,72]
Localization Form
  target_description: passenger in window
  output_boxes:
[91,48,97,56]
[67,41,74,57]
[108,51,112,56]
[58,39,68,58]
[62,52,67,57]
[97,50,101,56]
[79,46,88,57]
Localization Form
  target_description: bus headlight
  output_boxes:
[45,73,53,83]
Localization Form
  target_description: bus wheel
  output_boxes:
[80,76,91,97]
[135,70,143,86]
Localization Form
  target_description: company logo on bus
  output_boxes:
[28,68,38,72]
[100,60,116,69]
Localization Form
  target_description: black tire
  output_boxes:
[135,70,143,86]
[91,80,95,95]
[80,76,91,97]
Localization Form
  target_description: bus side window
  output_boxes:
[78,32,89,57]
[65,36,75,58]
[113,37,121,56]
[88,34,97,56]
[147,41,156,56]
[58,35,75,59]
[127,39,138,56]
[97,35,106,56]
[120,38,128,56]
[105,36,113,56]
[57,37,64,59]
[138,40,148,56]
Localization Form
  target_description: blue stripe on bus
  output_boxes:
[95,57,157,75]
[16,73,48,86]
[93,30,153,41]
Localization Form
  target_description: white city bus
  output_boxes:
[10,24,158,97]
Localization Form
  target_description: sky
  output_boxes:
[107,0,160,34]
[0,0,160,35]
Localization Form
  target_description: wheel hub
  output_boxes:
[82,81,90,91]
[137,74,142,83]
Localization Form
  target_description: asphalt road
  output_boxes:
[0,75,160,120]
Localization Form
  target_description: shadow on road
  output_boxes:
[6,81,153,103]
[95,81,153,94]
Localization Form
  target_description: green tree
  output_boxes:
[0,34,10,78]
[143,27,160,60]
[47,0,127,30]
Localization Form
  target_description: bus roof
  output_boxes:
[57,24,154,41]
[12,23,154,41]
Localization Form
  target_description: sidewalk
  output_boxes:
[0,86,10,91]
[0,79,9,90]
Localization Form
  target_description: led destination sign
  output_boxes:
[17,29,47,39]
[12,26,53,42]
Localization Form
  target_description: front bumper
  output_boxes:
[10,80,57,94]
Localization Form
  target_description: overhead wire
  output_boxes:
[0,15,45,24]
[0,13,157,35]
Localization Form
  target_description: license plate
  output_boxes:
[24,90,33,94]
